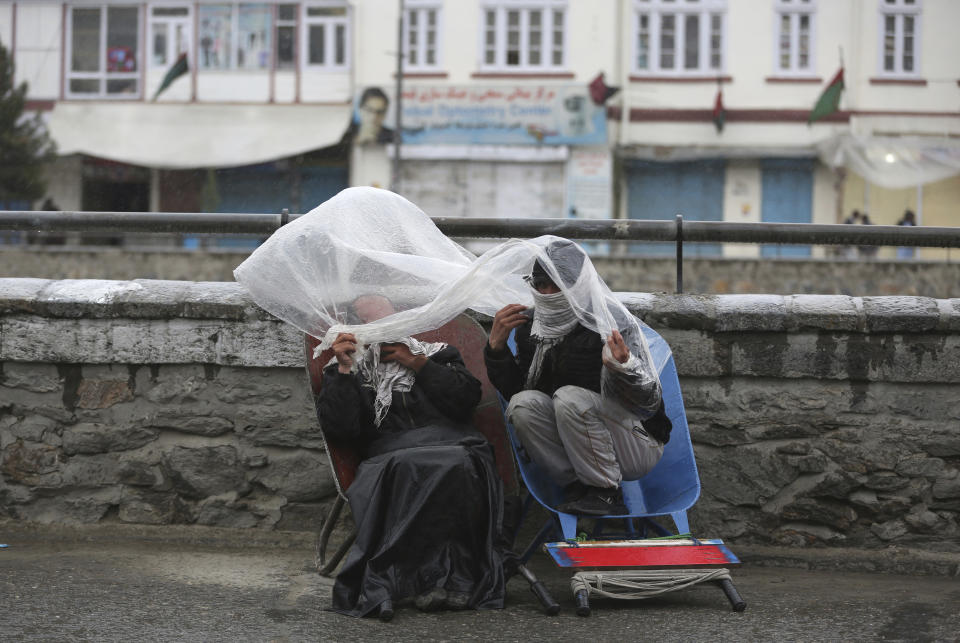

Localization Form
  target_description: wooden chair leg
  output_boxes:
[316,495,345,572]
[318,528,356,577]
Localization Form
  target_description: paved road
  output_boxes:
[1,534,958,642]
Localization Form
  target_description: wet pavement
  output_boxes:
[1,524,959,642]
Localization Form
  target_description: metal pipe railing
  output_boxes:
[2,210,959,247]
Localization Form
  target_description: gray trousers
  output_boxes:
[506,386,664,489]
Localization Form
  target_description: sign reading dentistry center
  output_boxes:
[352,85,608,146]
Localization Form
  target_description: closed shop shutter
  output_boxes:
[626,159,726,256]
[401,160,564,219]
[760,158,813,257]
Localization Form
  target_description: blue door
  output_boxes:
[195,164,347,249]
[626,159,725,256]
[760,158,813,257]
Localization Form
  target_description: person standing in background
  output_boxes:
[896,210,917,259]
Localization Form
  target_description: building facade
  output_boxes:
[1,0,958,257]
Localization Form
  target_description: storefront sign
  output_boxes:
[349,85,608,146]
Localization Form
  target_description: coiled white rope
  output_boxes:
[571,568,732,600]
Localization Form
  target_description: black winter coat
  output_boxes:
[317,344,483,458]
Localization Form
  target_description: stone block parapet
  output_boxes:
[1,279,958,559]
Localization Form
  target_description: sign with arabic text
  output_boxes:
[352,85,608,146]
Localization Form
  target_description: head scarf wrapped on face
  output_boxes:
[525,240,584,388]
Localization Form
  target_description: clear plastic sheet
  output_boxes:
[233,187,668,384]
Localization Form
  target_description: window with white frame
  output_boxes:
[197,3,272,71]
[404,3,441,70]
[275,3,298,69]
[149,5,191,69]
[879,0,921,76]
[303,3,350,69]
[775,0,815,74]
[633,0,726,75]
[481,1,566,71]
[67,4,141,98]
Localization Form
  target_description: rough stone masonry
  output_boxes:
[1,279,959,558]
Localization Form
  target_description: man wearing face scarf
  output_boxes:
[317,295,509,619]
[484,240,670,516]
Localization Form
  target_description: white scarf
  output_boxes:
[524,291,580,389]
[355,337,447,427]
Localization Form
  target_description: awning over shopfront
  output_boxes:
[46,102,351,169]
[818,134,960,189]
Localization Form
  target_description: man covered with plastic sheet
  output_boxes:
[233,186,673,609]
[316,294,507,618]
[484,239,672,516]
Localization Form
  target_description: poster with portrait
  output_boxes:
[346,84,608,146]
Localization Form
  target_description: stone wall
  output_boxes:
[2,246,958,298]
[1,279,958,555]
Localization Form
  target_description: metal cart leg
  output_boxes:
[517,564,560,615]
[575,589,591,617]
[717,578,747,612]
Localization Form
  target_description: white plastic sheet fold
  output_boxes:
[818,134,960,189]
[233,187,668,380]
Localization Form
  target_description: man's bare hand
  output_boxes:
[489,304,531,351]
[380,343,428,372]
[604,329,630,366]
[332,332,358,373]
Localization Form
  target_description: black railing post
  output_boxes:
[280,208,290,226]
[675,214,683,294]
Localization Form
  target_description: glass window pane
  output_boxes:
[70,78,100,94]
[278,4,296,21]
[309,24,325,64]
[637,13,649,69]
[428,9,436,26]
[153,7,189,17]
[335,24,345,64]
[660,14,675,69]
[710,14,721,69]
[684,14,699,69]
[307,7,346,17]
[798,14,809,68]
[107,7,140,73]
[107,78,138,94]
[175,24,188,57]
[237,4,271,69]
[153,23,169,66]
[72,8,101,73]
[779,14,791,69]
[199,5,232,69]
[277,25,295,67]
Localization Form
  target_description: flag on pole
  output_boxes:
[152,53,189,101]
[588,72,620,105]
[807,67,844,125]
[712,87,725,133]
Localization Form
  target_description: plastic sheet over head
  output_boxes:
[233,186,669,380]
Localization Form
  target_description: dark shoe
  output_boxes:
[557,486,628,516]
[561,480,589,504]
[415,588,447,612]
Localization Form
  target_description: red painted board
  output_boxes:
[545,540,740,568]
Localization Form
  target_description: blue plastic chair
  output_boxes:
[502,324,701,544]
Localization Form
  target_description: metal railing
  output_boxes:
[2,209,959,293]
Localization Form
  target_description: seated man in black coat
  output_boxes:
[317,295,507,619]
[484,240,671,516]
